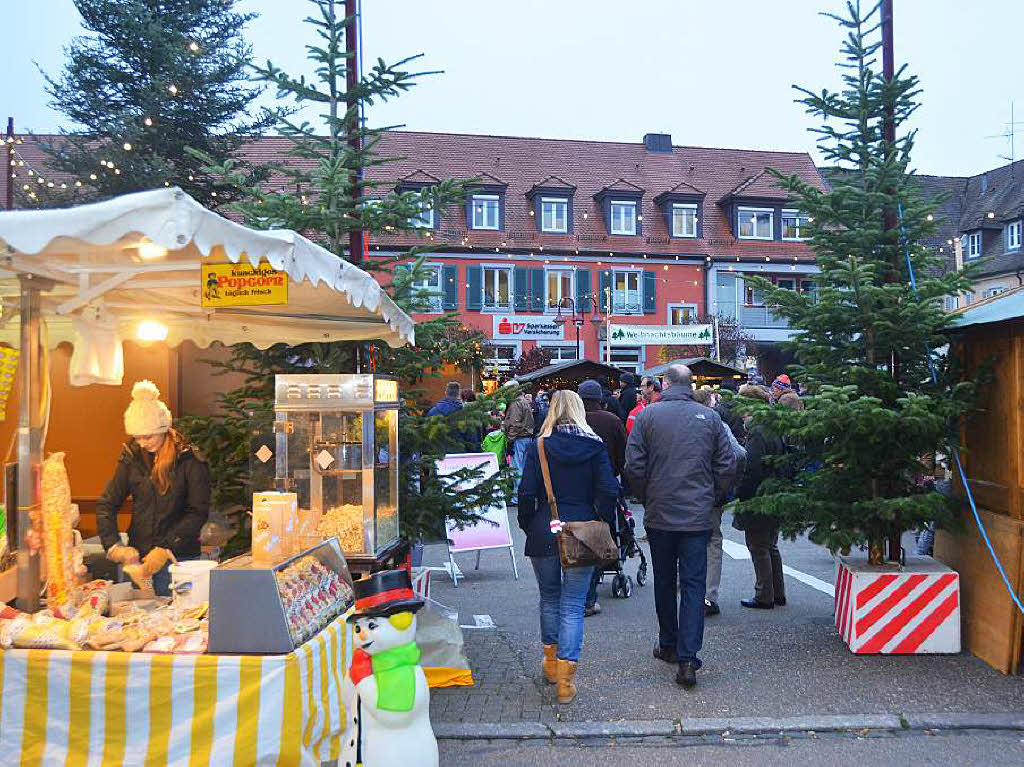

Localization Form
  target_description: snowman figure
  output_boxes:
[341,570,438,767]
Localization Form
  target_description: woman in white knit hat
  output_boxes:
[95,381,211,595]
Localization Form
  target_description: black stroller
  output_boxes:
[599,495,648,598]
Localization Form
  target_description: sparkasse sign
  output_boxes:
[202,262,288,307]
[608,324,713,345]
[491,315,565,341]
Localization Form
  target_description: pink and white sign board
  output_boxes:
[437,453,514,552]
[834,555,960,654]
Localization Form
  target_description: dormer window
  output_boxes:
[471,194,501,230]
[610,200,637,235]
[410,191,434,229]
[738,207,773,240]
[541,197,569,233]
[782,209,810,240]
[962,231,982,259]
[1008,220,1022,251]
[671,203,698,238]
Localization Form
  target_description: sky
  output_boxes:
[5,0,1023,178]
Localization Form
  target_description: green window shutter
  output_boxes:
[599,269,612,313]
[530,269,545,312]
[442,265,457,311]
[467,266,483,311]
[643,270,657,314]
[514,268,529,312]
[576,269,591,310]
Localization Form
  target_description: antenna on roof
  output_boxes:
[985,102,1024,163]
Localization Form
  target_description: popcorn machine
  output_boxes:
[251,374,401,572]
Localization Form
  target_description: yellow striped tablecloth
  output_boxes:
[0,614,352,766]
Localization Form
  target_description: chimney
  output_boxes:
[643,133,672,153]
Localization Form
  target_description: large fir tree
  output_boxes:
[182,0,513,551]
[737,0,974,564]
[34,0,274,207]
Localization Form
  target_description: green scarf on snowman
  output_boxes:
[369,641,421,712]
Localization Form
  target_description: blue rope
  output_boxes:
[897,201,1024,614]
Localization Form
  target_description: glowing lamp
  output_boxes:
[137,321,168,342]
[137,241,168,260]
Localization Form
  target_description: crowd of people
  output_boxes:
[427,368,804,702]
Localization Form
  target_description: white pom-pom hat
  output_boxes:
[124,380,172,436]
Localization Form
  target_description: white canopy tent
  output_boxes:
[0,188,415,608]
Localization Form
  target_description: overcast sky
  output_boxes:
[7,0,1022,177]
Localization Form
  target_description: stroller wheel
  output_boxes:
[611,573,626,598]
[637,562,648,587]
[623,576,633,598]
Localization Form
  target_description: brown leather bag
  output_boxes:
[537,437,618,568]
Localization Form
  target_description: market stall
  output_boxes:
[641,356,745,385]
[0,188,416,763]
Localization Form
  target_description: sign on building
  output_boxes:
[201,262,288,307]
[608,323,713,345]
[491,315,565,341]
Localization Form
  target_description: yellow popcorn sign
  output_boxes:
[201,262,288,307]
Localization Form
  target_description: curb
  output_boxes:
[433,712,1024,741]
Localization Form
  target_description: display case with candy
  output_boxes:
[208,538,354,654]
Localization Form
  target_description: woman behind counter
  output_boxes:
[95,381,211,596]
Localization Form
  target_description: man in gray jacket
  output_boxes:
[625,365,737,689]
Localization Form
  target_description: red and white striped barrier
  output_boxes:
[411,566,432,600]
[834,555,960,654]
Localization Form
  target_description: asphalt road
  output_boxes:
[439,729,1024,766]
[424,504,1024,723]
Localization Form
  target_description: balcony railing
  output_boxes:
[739,305,791,329]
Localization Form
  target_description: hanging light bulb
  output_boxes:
[144,117,153,127]
[90,174,97,181]
[927,214,934,221]
[168,84,179,95]
[188,41,200,53]
[123,142,132,151]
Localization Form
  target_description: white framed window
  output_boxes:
[671,203,697,238]
[610,200,637,235]
[410,262,443,313]
[538,343,578,362]
[668,303,698,325]
[540,197,569,233]
[409,191,434,228]
[611,269,643,315]
[483,342,520,371]
[481,265,512,310]
[943,295,960,312]
[545,268,575,309]
[1007,220,1022,251]
[781,209,810,240]
[962,232,982,259]
[775,278,796,291]
[738,207,773,240]
[983,285,1007,299]
[471,194,500,230]
[600,344,643,374]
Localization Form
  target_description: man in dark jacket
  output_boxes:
[599,379,623,420]
[625,364,737,688]
[714,378,746,443]
[578,379,627,615]
[617,373,638,426]
[429,381,475,451]
[503,380,535,505]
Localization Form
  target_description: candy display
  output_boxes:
[0,346,18,421]
[40,452,75,612]
[318,504,365,554]
[276,555,354,644]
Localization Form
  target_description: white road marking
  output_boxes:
[460,614,496,629]
[721,538,835,597]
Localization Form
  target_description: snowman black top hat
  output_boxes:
[347,569,425,621]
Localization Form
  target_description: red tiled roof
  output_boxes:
[4,130,825,262]
[719,169,790,202]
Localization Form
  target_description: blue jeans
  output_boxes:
[646,527,711,668]
[530,555,595,662]
[585,567,601,609]
[153,561,172,597]
[511,437,532,504]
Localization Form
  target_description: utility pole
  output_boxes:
[346,0,363,268]
[5,118,14,210]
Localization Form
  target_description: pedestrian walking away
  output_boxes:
[578,378,627,615]
[617,373,638,426]
[517,390,619,704]
[502,379,535,505]
[625,365,737,688]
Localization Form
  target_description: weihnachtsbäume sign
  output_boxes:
[202,262,289,307]
[608,324,713,345]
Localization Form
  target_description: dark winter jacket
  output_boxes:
[715,399,746,444]
[503,395,535,441]
[583,400,626,476]
[427,397,463,418]
[625,386,737,532]
[602,390,623,420]
[517,431,619,558]
[427,397,478,450]
[617,386,638,425]
[96,435,211,559]
[734,425,787,531]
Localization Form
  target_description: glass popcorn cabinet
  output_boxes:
[251,374,401,571]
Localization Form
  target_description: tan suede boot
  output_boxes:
[556,659,577,704]
[542,645,557,684]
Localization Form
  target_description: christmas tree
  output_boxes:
[33,0,274,207]
[181,0,513,551]
[737,0,975,564]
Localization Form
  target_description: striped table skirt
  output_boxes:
[0,614,352,766]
